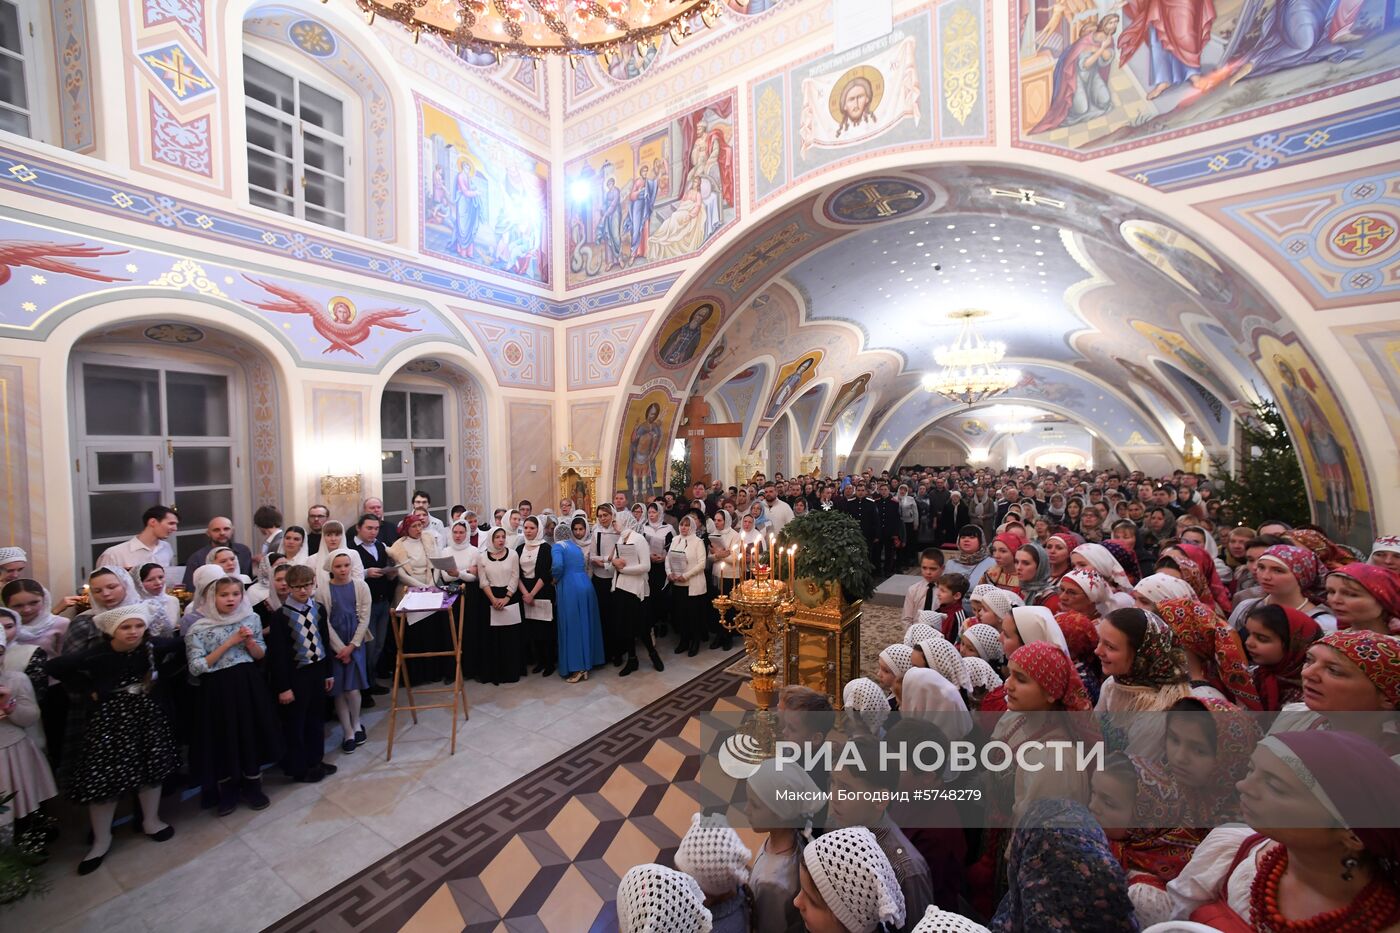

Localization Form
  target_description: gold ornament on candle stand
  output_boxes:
[712,551,797,714]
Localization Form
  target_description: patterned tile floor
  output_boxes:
[266,654,761,933]
[2,647,734,933]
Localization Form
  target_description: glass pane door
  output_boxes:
[74,358,240,578]
[380,385,449,527]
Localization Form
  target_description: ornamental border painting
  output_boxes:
[564,91,739,289]
[416,96,552,287]
[1013,0,1400,158]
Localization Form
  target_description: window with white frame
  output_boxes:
[0,0,41,138]
[243,53,348,231]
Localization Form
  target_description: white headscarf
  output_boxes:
[673,813,751,897]
[843,676,891,733]
[745,757,822,827]
[85,567,141,615]
[879,643,915,681]
[802,828,906,933]
[963,656,1003,693]
[321,548,360,582]
[93,602,150,637]
[1062,567,1115,617]
[961,622,1005,663]
[917,636,973,695]
[1009,605,1071,657]
[969,583,1023,621]
[903,622,940,648]
[1132,572,1194,608]
[616,864,712,933]
[1072,543,1133,592]
[901,667,973,739]
[185,569,252,635]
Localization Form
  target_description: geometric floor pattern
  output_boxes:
[264,654,761,933]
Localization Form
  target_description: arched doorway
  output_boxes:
[67,319,285,577]
[377,356,488,528]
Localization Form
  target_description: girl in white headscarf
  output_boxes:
[667,513,708,657]
[616,863,712,933]
[796,827,906,933]
[518,516,556,678]
[134,563,181,638]
[184,575,281,816]
[46,602,176,872]
[309,521,365,581]
[708,509,741,592]
[1070,543,1135,599]
[2,579,73,657]
[66,568,142,655]
[641,502,673,637]
[901,667,973,739]
[1130,572,1195,613]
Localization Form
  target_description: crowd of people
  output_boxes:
[0,462,1397,932]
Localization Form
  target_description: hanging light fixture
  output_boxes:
[353,0,729,58]
[922,309,1020,406]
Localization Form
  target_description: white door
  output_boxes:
[380,385,450,528]
[73,356,243,577]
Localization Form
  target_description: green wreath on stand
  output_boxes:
[0,792,51,905]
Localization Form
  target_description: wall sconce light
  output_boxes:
[320,474,363,496]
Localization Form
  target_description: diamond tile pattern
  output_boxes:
[266,655,751,932]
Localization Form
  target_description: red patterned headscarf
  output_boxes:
[1175,542,1232,614]
[994,531,1027,558]
[1288,528,1353,571]
[1258,544,1325,602]
[1329,562,1400,625]
[1173,557,1216,611]
[1250,605,1323,711]
[1117,612,1189,690]
[1054,611,1100,664]
[1170,696,1263,825]
[1111,755,1202,886]
[1156,597,1261,710]
[1010,641,1093,711]
[1316,630,1400,708]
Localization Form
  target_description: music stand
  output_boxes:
[386,589,469,761]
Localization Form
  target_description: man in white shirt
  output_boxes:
[97,505,178,570]
[587,505,621,664]
[611,521,662,675]
[761,483,795,535]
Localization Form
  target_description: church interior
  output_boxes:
[1,0,1398,931]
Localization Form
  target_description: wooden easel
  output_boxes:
[385,592,469,761]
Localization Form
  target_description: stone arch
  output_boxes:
[42,293,299,584]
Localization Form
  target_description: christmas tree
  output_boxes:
[1210,400,1309,528]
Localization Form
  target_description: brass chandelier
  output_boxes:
[351,0,728,59]
[922,309,1021,406]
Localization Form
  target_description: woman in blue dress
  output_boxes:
[319,550,372,752]
[553,516,605,683]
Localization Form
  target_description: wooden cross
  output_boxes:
[680,396,742,485]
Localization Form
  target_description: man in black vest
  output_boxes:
[350,513,395,694]
[874,481,903,575]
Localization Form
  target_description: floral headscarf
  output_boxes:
[1102,541,1141,586]
[1168,696,1263,826]
[1110,755,1202,885]
[991,798,1136,933]
[1073,543,1133,592]
[1010,642,1092,711]
[1132,573,1195,609]
[1115,612,1189,690]
[1173,556,1215,610]
[1250,605,1322,711]
[1156,597,1260,709]
[1289,528,1354,571]
[1053,611,1099,664]
[1258,544,1326,602]
[1329,562,1400,624]
[1063,568,1113,617]
[1316,630,1400,708]
[1175,542,1233,613]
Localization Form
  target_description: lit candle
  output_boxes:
[768,533,775,567]
[789,545,796,583]
[719,562,726,597]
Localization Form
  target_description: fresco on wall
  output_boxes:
[615,386,681,502]
[601,39,661,81]
[1121,220,1235,304]
[418,99,551,286]
[1017,0,1400,154]
[1255,333,1372,548]
[826,372,871,424]
[763,351,823,420]
[565,93,737,287]
[654,298,722,369]
[1131,320,1234,396]
[792,11,934,171]
[0,219,456,369]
